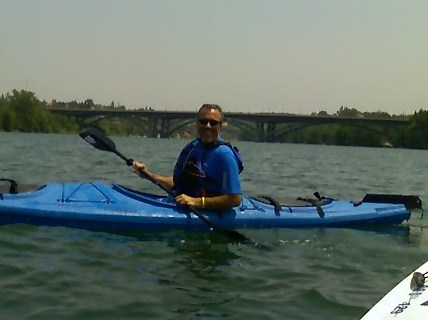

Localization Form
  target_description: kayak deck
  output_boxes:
[0,181,420,231]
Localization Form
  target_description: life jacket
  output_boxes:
[172,138,243,197]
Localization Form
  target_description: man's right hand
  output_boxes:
[132,161,148,177]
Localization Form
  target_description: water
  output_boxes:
[0,132,427,319]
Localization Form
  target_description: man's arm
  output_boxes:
[146,172,174,190]
[132,161,174,190]
[175,194,242,211]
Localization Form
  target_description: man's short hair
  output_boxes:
[198,104,224,122]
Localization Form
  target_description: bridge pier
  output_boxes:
[266,123,276,142]
[256,122,265,142]
[148,118,158,137]
[148,117,172,138]
[256,121,277,142]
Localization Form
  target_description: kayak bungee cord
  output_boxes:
[79,127,268,249]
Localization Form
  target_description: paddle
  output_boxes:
[79,127,254,243]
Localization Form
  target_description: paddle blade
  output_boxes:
[79,127,133,165]
[219,229,269,249]
[221,229,249,242]
[226,230,270,250]
[79,127,116,152]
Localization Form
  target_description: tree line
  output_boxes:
[275,107,428,149]
[1,89,428,149]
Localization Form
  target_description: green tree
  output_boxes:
[0,89,81,133]
[6,89,43,131]
[336,106,361,118]
[0,108,15,131]
[400,110,428,149]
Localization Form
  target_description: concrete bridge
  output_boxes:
[48,108,409,142]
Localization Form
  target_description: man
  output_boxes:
[132,104,242,210]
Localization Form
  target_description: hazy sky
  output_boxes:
[1,1,428,114]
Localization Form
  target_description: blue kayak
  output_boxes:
[0,180,421,231]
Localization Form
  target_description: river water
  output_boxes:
[0,132,427,319]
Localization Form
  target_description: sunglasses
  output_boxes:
[198,119,221,126]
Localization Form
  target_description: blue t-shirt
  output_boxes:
[173,139,242,197]
[201,144,242,195]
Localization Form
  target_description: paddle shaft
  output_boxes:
[111,149,133,166]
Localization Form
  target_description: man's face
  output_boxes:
[196,108,222,144]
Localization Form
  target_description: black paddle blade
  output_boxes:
[188,207,260,246]
[79,127,117,152]
[221,229,250,242]
[220,229,270,250]
[79,127,133,165]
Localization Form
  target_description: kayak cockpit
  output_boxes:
[112,184,173,207]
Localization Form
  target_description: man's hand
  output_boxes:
[132,161,148,177]
[175,194,201,208]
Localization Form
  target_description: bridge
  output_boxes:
[48,108,409,142]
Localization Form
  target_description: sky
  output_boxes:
[1,0,428,115]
